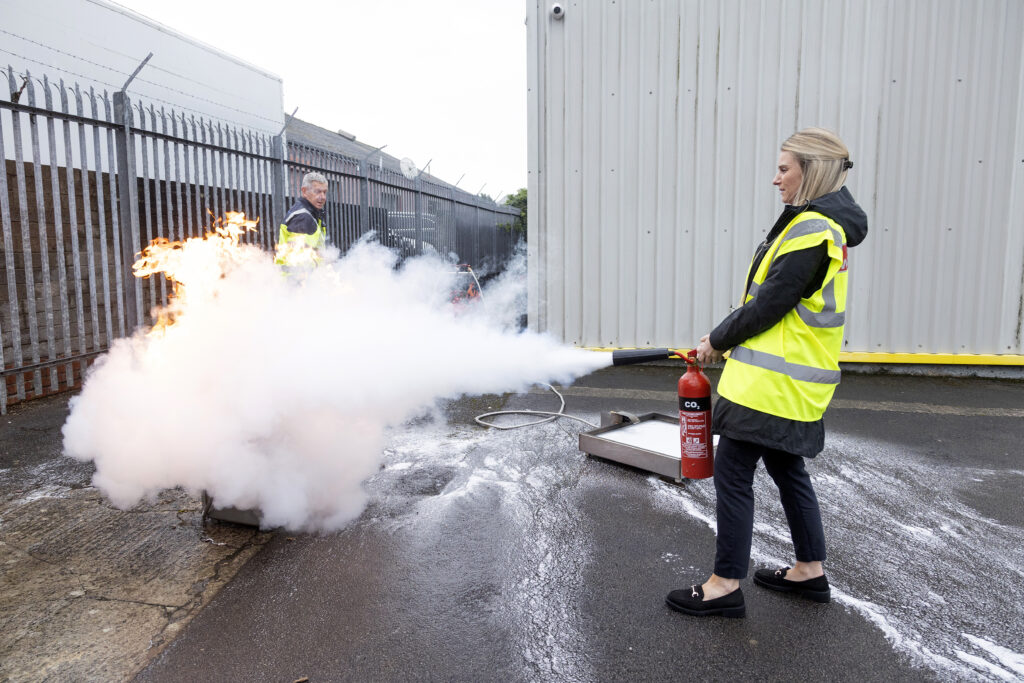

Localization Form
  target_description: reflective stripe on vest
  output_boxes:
[285,207,313,224]
[781,218,843,247]
[797,278,844,328]
[276,211,326,266]
[717,211,849,422]
[746,266,844,329]
[728,346,842,384]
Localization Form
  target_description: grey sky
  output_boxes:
[111,0,528,200]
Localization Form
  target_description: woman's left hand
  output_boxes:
[695,334,724,365]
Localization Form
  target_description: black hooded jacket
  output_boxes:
[709,186,868,457]
[282,196,326,236]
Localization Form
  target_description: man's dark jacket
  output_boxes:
[282,196,325,235]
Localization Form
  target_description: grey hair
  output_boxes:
[781,128,851,205]
[301,171,328,190]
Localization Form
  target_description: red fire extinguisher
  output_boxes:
[678,349,714,479]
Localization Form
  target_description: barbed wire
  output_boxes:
[0,28,282,126]
[0,47,121,92]
[1,49,280,134]
[0,40,512,205]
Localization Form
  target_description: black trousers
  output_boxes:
[713,435,827,579]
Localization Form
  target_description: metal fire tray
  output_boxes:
[579,411,683,480]
[201,491,261,527]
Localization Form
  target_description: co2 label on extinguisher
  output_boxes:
[678,396,711,411]
[679,396,711,459]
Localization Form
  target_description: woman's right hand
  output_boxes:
[695,334,724,365]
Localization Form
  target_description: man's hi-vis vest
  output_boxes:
[717,210,849,422]
[275,207,326,266]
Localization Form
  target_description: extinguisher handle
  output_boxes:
[671,349,699,366]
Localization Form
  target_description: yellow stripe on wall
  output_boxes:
[585,348,1024,366]
[837,352,1024,366]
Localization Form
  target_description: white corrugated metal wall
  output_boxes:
[4,0,286,137]
[527,0,1024,357]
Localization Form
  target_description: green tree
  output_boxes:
[503,187,527,239]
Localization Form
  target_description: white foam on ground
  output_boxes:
[14,483,72,504]
[954,651,1019,681]
[372,420,598,681]
[369,410,1023,681]
[651,481,717,530]
[649,432,1024,682]
[962,634,1024,677]
[894,522,939,541]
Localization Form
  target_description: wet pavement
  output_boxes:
[3,367,1024,681]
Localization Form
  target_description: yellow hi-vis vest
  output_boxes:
[275,207,326,266]
[717,210,849,422]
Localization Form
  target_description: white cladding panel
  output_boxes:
[3,0,284,135]
[527,0,1024,355]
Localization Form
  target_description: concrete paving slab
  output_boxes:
[0,395,272,682]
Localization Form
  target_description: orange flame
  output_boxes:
[273,238,321,269]
[132,212,259,335]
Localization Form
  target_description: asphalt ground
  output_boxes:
[139,366,1023,682]
[3,366,1023,681]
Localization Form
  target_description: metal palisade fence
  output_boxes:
[0,65,521,413]
[285,142,519,268]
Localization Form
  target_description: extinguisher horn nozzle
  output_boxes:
[611,348,672,366]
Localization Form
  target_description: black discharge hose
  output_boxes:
[612,348,677,366]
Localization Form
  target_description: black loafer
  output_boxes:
[753,567,831,603]
[666,584,745,618]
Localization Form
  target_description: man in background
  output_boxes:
[276,172,328,265]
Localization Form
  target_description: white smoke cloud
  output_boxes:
[469,240,528,333]
[62,239,609,531]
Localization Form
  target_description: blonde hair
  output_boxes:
[781,128,852,205]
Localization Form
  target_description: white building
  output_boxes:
[2,0,284,135]
[526,0,1024,364]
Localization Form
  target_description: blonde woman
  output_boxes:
[667,128,868,618]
